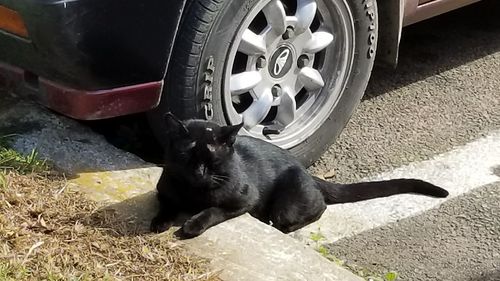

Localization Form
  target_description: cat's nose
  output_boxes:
[196,163,207,177]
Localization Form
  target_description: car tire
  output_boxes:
[149,0,378,166]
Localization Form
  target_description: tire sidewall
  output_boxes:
[197,0,263,125]
[158,0,378,166]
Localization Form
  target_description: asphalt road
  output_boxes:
[308,1,500,280]
[327,182,500,281]
[309,0,500,182]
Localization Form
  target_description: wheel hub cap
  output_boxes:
[224,0,355,148]
[270,46,294,78]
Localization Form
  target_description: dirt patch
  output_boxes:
[0,171,219,280]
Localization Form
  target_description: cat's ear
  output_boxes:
[219,123,243,146]
[164,112,189,136]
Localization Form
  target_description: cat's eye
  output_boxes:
[175,140,196,151]
[185,141,196,149]
[207,144,217,152]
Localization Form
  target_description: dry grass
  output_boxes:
[0,171,219,281]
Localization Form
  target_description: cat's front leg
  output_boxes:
[150,196,180,233]
[177,207,247,239]
[150,212,176,233]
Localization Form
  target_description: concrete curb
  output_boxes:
[0,97,362,281]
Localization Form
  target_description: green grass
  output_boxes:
[0,262,30,281]
[309,229,346,267]
[309,229,399,281]
[0,135,48,174]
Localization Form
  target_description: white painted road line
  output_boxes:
[294,130,500,243]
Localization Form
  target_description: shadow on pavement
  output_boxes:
[83,191,158,237]
[469,270,500,281]
[365,0,500,100]
[84,191,193,237]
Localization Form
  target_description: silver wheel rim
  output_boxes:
[223,0,355,148]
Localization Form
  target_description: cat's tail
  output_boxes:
[314,177,449,204]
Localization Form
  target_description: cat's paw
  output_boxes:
[175,219,205,239]
[150,216,173,233]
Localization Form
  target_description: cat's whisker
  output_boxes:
[210,175,229,184]
[212,177,228,182]
[211,177,226,183]
[212,174,230,179]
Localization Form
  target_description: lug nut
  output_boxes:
[256,56,267,69]
[271,85,282,98]
[282,26,295,40]
[297,55,310,68]
[263,127,282,136]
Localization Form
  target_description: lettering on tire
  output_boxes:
[203,56,215,120]
[363,0,376,59]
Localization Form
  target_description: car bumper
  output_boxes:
[0,62,163,120]
[0,0,186,119]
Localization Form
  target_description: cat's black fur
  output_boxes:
[151,113,449,238]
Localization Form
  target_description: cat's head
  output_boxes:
[163,113,243,185]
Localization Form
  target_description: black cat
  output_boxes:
[151,113,449,238]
